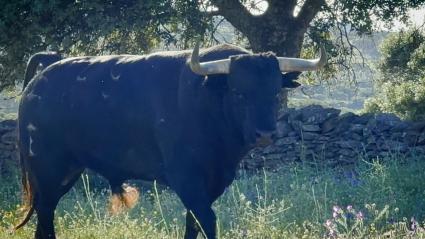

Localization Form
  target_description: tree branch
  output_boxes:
[209,0,257,36]
[296,0,326,28]
[204,10,222,18]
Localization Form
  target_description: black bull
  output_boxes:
[14,44,323,238]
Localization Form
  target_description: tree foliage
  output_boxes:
[0,0,209,90]
[1,0,425,91]
[378,28,425,81]
[364,28,425,120]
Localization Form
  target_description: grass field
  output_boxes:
[1,155,425,238]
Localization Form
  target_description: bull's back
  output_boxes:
[19,54,183,181]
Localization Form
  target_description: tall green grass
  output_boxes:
[2,155,425,238]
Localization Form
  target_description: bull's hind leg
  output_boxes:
[28,152,83,239]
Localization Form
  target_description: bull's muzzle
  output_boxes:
[255,130,275,147]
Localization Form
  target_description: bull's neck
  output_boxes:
[200,86,251,166]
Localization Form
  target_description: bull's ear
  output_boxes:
[281,72,302,88]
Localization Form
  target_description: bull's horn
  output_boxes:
[277,46,326,72]
[189,42,230,75]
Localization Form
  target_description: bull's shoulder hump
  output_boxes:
[199,44,250,62]
[204,44,250,54]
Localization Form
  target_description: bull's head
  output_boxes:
[189,43,326,146]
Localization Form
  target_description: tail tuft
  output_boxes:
[13,171,35,231]
[13,206,34,232]
[109,184,139,214]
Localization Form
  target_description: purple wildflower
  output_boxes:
[347,205,353,211]
[333,205,342,213]
[332,205,343,218]
[411,217,419,231]
[356,211,364,221]
[324,219,336,237]
[328,229,335,237]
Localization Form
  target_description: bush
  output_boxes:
[364,28,425,120]
[408,41,425,74]
[378,28,425,82]
[364,77,425,120]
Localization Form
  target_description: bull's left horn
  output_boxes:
[189,42,230,75]
[277,46,326,72]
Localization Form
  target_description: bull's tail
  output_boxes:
[13,152,36,231]
[22,52,62,90]
[12,52,60,231]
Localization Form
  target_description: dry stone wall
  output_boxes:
[0,120,18,177]
[1,105,425,176]
[243,105,425,170]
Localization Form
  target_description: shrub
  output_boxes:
[364,28,425,120]
[408,41,425,74]
[377,28,425,82]
[364,77,425,120]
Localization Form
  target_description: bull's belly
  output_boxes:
[85,144,167,184]
[46,118,170,185]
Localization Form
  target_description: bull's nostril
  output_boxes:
[254,130,275,147]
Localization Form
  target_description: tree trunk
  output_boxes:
[243,19,307,109]
[245,20,305,57]
[210,0,325,109]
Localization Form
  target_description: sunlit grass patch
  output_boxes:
[2,155,425,238]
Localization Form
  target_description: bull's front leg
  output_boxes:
[166,165,217,238]
[184,211,199,239]
[161,131,218,238]
[183,203,216,239]
[169,173,216,239]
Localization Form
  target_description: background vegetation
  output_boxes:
[365,28,425,120]
[2,1,425,238]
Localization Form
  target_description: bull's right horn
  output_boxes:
[277,46,326,72]
[189,42,230,75]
